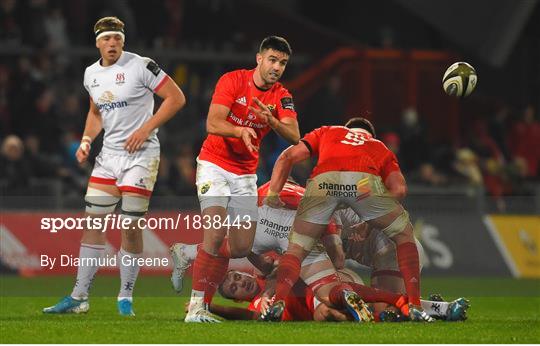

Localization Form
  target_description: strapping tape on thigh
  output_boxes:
[380,210,410,237]
[120,195,149,220]
[85,187,120,215]
[289,231,317,252]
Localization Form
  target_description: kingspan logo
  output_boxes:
[97,91,128,112]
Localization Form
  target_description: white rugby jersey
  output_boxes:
[83,51,168,156]
[252,205,296,255]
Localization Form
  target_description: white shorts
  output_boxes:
[195,158,258,221]
[252,205,295,255]
[301,248,336,291]
[297,172,399,230]
[90,152,159,196]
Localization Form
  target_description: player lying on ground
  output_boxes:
[175,179,377,322]
[43,16,185,316]
[185,36,300,323]
[203,269,409,322]
[334,207,470,321]
[172,180,467,321]
[262,117,434,322]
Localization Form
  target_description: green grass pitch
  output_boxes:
[1,275,539,343]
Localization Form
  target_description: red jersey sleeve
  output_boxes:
[380,150,401,181]
[258,181,304,209]
[248,295,263,312]
[211,71,239,107]
[301,127,326,156]
[257,183,270,206]
[323,218,340,236]
[276,88,297,121]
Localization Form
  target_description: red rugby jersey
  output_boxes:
[257,181,338,236]
[199,69,297,174]
[301,126,401,180]
[248,278,315,321]
[257,181,305,209]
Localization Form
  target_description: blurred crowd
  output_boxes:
[1,0,539,210]
[376,105,540,210]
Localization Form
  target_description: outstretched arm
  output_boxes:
[267,142,311,197]
[249,97,300,144]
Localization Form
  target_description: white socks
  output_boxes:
[118,248,141,301]
[71,243,105,300]
[183,244,199,261]
[421,299,449,318]
[188,290,205,312]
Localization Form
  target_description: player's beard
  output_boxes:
[262,70,280,87]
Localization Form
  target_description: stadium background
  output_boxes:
[0,0,539,342]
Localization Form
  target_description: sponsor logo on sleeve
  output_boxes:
[146,60,161,77]
[280,97,295,111]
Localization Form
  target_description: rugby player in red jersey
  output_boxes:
[185,36,300,322]
[173,179,411,322]
[206,269,409,322]
[263,117,434,322]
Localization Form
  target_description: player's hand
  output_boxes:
[239,127,259,152]
[76,138,91,164]
[264,190,285,209]
[249,97,279,129]
[125,127,151,154]
[348,222,370,242]
[259,295,275,316]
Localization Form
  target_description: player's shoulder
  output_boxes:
[122,51,162,74]
[84,59,102,76]
[223,69,251,78]
[122,51,153,68]
[316,125,346,134]
[270,80,290,94]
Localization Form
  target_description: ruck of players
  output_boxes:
[43,16,470,324]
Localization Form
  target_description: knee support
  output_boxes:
[381,210,410,238]
[85,187,120,215]
[121,195,150,221]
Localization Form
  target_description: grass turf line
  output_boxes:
[0,276,539,343]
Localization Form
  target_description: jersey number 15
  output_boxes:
[341,131,366,146]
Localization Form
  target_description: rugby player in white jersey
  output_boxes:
[172,180,468,322]
[43,16,185,316]
[335,207,470,321]
[171,180,414,322]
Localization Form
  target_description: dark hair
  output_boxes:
[344,117,376,137]
[94,16,124,35]
[259,36,292,55]
[217,270,233,299]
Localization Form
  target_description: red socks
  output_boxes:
[396,242,421,306]
[195,238,230,257]
[328,283,354,308]
[274,254,301,302]
[348,282,403,306]
[191,248,230,305]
